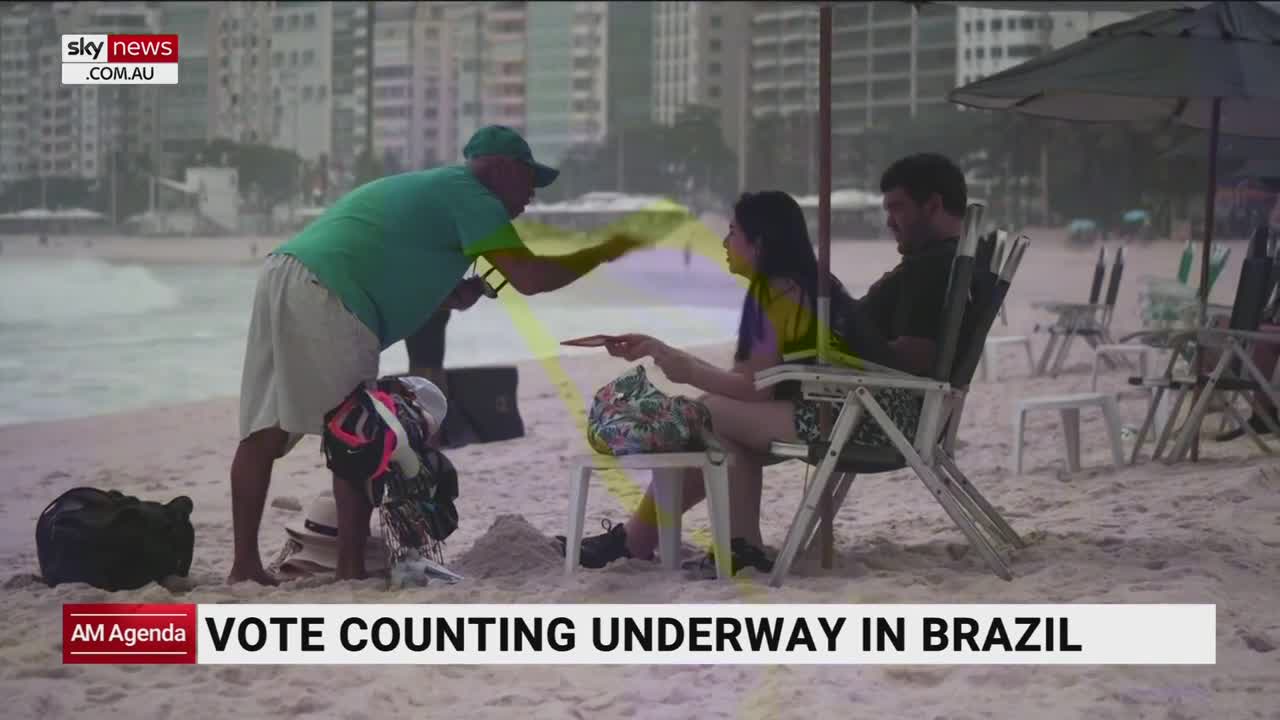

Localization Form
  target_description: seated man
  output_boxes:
[562,153,967,574]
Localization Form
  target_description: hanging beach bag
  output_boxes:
[586,365,724,459]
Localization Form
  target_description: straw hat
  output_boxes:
[283,493,388,573]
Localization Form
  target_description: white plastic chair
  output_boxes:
[564,452,732,580]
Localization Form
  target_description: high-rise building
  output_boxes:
[329,1,369,187]
[209,2,274,145]
[155,2,212,174]
[269,1,333,163]
[446,1,527,157]
[652,1,751,154]
[749,3,957,188]
[956,8,1052,86]
[0,1,160,203]
[412,2,454,168]
[372,1,415,173]
[523,1,653,166]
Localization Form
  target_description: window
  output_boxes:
[710,38,720,52]
[302,86,313,101]
[708,61,721,76]
[289,50,298,66]
[303,12,315,29]
[975,47,985,59]
[993,47,1003,58]
[1021,17,1035,30]
[317,85,327,100]
[975,20,985,32]
[302,49,315,65]
[964,48,971,60]
[273,16,283,32]
[992,18,1003,31]
[964,21,971,33]
[273,51,283,66]
[288,14,299,30]
[1008,44,1043,59]
[708,85,720,99]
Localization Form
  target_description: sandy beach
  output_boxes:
[2,224,1278,719]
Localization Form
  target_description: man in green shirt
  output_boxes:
[230,125,645,585]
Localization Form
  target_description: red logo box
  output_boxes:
[63,603,197,664]
[106,34,179,63]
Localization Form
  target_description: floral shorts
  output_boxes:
[793,387,923,448]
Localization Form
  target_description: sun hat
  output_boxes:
[282,493,389,573]
[462,125,560,188]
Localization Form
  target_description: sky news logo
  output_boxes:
[61,34,179,85]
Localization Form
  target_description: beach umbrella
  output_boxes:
[948,0,1280,315]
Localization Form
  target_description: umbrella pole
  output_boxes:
[1192,98,1222,463]
[817,4,834,570]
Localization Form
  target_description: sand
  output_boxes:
[1,224,1279,719]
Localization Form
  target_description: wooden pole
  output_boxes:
[817,3,834,570]
[1192,97,1223,462]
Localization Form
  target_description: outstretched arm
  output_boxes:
[481,234,648,295]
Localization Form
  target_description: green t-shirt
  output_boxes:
[275,165,524,349]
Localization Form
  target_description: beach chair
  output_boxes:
[980,230,1034,381]
[1126,226,1280,464]
[1031,245,1126,378]
[755,204,1031,587]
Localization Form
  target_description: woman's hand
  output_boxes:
[605,334,664,361]
[607,335,699,385]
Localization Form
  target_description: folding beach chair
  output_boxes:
[1126,226,1280,464]
[1031,245,1126,377]
[980,229,1035,381]
[755,204,1031,587]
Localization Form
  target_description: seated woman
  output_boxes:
[561,189,934,575]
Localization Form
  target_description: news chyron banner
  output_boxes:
[63,603,1216,665]
[62,34,179,85]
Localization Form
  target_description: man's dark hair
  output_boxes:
[880,153,968,218]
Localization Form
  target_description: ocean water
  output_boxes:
[0,252,745,426]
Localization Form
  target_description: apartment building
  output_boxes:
[446,2,527,158]
[956,8,1051,85]
[155,2,212,172]
[412,2,454,167]
[0,1,159,195]
[371,1,416,172]
[330,1,369,186]
[208,2,274,145]
[269,1,333,163]
[523,1,653,166]
[652,1,751,154]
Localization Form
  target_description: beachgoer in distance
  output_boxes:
[561,154,966,575]
[230,125,649,585]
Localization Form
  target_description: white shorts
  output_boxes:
[238,254,380,455]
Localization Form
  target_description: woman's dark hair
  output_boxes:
[733,191,822,362]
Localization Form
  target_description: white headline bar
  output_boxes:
[194,603,1216,665]
[62,63,178,85]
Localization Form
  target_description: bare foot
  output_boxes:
[227,565,280,586]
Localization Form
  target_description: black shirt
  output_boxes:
[858,237,959,342]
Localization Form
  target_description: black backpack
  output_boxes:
[36,487,195,591]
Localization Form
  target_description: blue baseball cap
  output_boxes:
[462,125,559,188]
